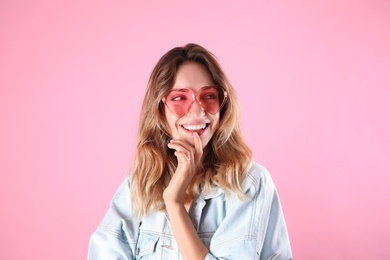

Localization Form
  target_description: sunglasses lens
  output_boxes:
[198,87,224,114]
[164,86,227,117]
[164,89,194,117]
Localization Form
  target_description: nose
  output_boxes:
[187,99,205,117]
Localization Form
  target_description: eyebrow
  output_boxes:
[169,88,192,92]
[171,86,216,91]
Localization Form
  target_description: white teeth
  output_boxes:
[183,124,206,131]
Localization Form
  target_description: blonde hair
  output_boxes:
[130,43,253,218]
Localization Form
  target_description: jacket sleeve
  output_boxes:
[88,178,140,260]
[206,163,292,260]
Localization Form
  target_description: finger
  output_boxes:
[174,151,192,164]
[192,133,203,159]
[168,139,195,156]
[169,139,194,151]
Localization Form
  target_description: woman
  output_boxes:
[88,43,292,259]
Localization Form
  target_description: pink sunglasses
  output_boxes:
[162,86,228,118]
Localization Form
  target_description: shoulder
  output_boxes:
[95,176,139,240]
[109,177,132,212]
[241,162,276,197]
[88,177,140,259]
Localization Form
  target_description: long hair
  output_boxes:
[130,43,253,218]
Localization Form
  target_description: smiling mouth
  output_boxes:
[181,123,208,132]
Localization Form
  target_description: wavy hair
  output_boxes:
[130,43,253,218]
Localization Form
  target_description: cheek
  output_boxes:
[165,112,179,136]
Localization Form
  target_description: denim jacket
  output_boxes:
[88,162,292,259]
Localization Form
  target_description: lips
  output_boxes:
[180,123,209,135]
[182,123,206,130]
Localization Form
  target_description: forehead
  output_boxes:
[167,86,219,95]
[172,62,214,90]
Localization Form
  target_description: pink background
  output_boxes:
[1,0,389,259]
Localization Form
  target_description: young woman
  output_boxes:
[88,43,292,259]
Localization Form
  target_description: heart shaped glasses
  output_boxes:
[162,86,228,118]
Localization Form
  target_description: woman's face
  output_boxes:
[164,62,220,149]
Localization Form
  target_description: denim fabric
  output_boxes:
[88,162,292,259]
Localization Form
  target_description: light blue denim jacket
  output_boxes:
[88,162,292,259]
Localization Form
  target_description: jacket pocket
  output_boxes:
[136,233,159,259]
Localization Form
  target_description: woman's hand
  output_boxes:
[163,133,209,259]
[163,133,203,206]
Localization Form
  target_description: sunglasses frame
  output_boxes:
[162,86,228,118]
